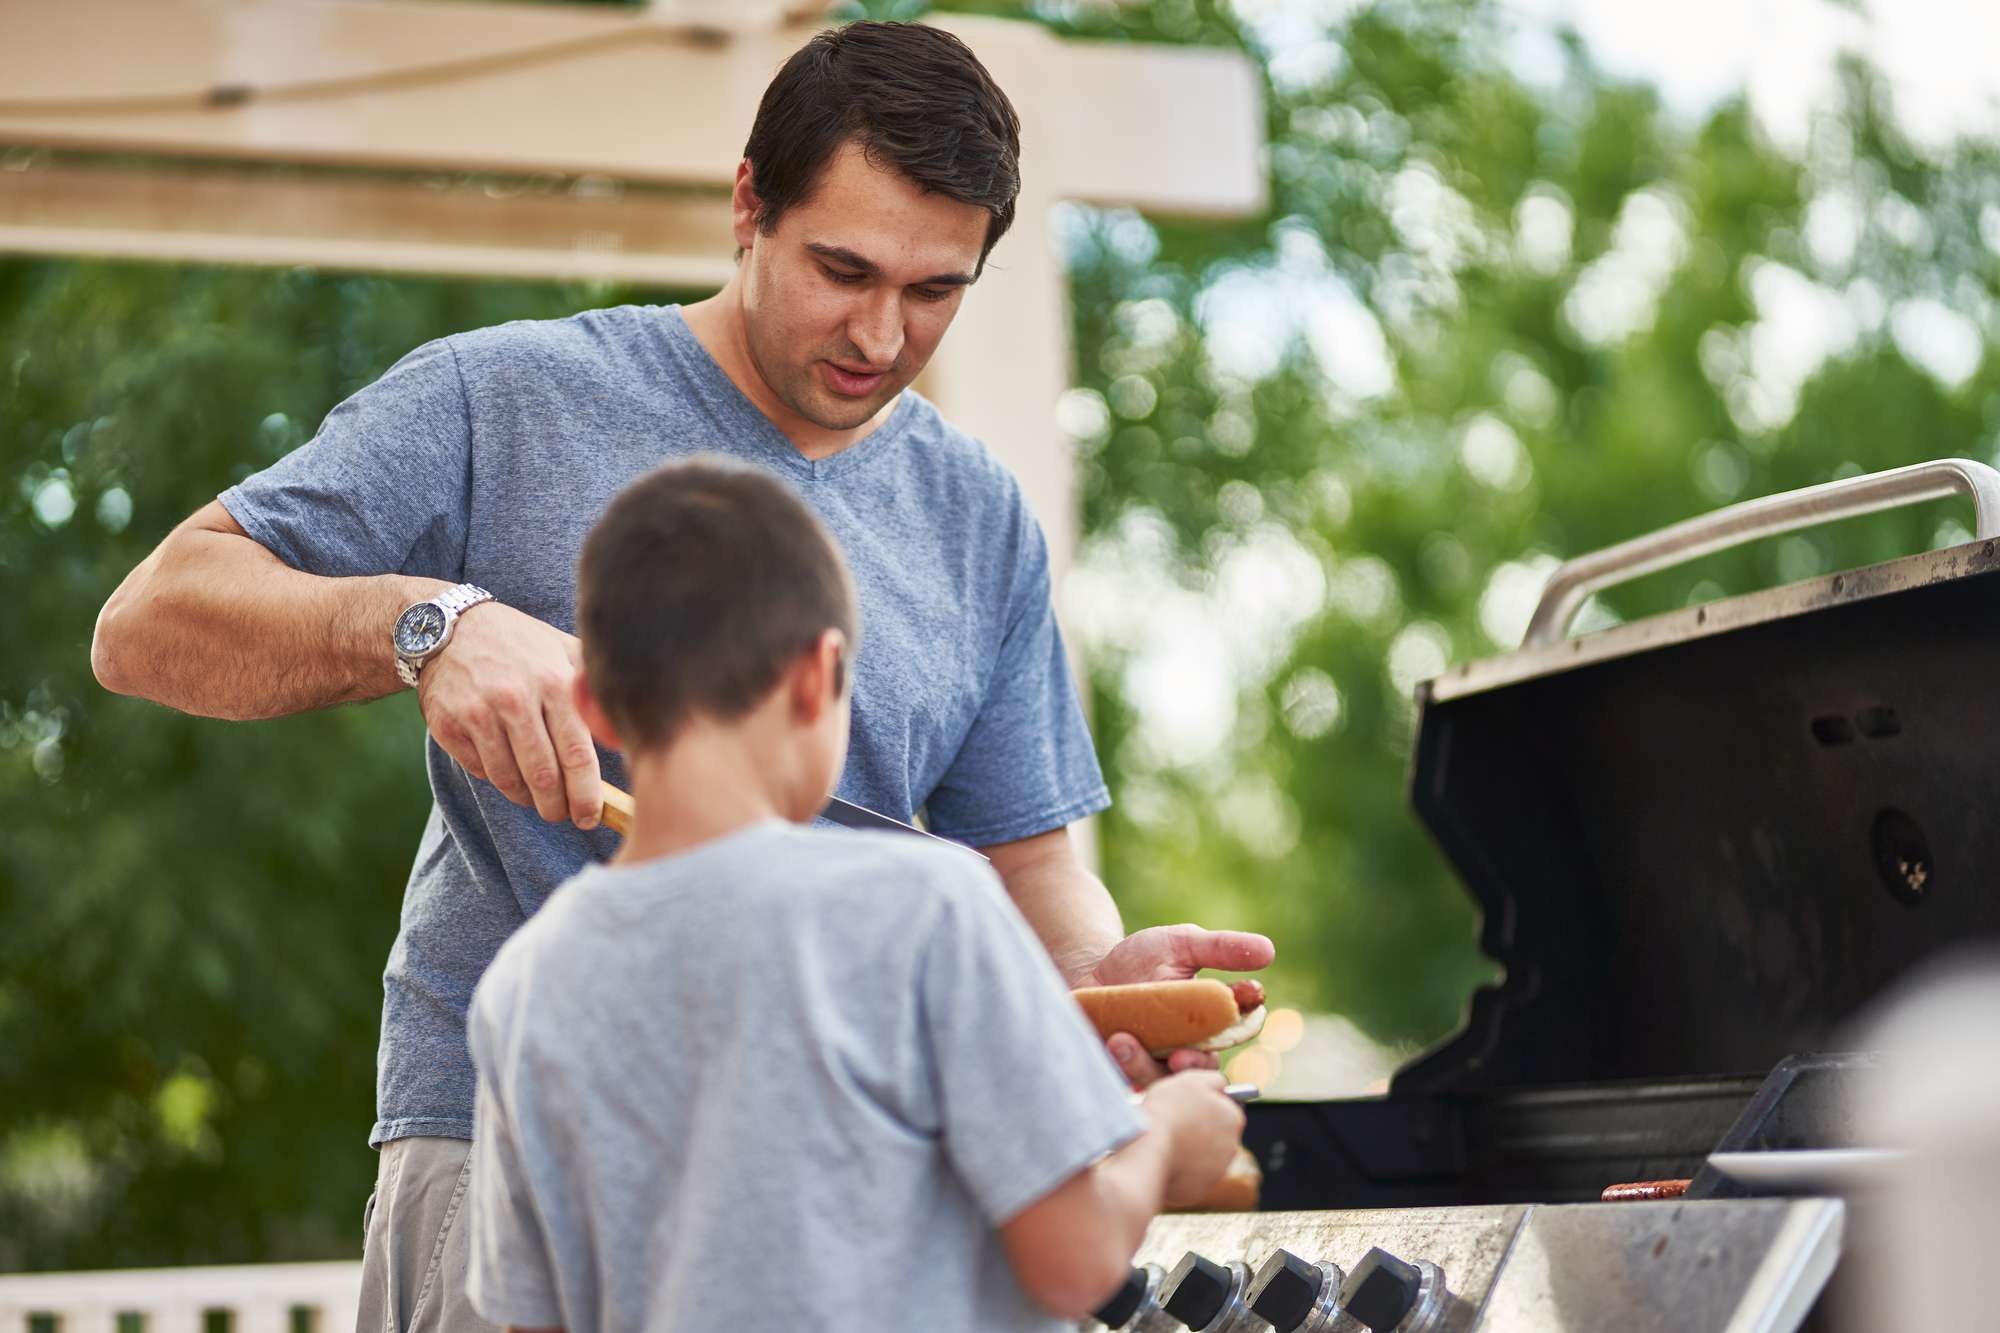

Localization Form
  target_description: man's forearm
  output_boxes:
[93,501,444,720]
[987,831,1125,986]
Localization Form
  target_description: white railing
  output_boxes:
[0,1262,360,1332]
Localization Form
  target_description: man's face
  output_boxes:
[737,141,991,432]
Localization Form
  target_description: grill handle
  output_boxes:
[1523,458,2000,647]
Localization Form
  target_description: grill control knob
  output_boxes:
[1091,1266,1153,1329]
[1340,1248,1425,1331]
[1160,1251,1248,1331]
[1245,1248,1344,1331]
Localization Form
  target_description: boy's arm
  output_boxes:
[997,1112,1172,1318]
[910,860,1245,1319]
[999,1072,1243,1320]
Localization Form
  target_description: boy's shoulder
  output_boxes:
[774,824,1002,909]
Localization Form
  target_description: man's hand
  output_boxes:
[415,602,603,828]
[1141,1070,1248,1208]
[1078,925,1276,1088]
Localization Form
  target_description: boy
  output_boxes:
[464,458,1246,1331]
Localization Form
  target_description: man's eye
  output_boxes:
[823,268,864,285]
[913,287,954,303]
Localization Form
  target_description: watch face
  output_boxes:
[394,603,448,657]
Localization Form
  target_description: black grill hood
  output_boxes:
[1397,530,2000,1095]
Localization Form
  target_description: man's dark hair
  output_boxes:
[743,20,1023,269]
[577,458,858,749]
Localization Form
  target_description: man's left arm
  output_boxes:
[982,826,1276,1087]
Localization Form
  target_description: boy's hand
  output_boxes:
[1141,1071,1247,1208]
[415,604,604,829]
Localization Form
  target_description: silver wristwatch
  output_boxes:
[392,583,495,688]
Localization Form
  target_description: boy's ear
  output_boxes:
[790,628,848,724]
[572,670,623,751]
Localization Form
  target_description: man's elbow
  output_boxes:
[91,584,143,696]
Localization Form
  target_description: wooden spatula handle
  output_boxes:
[598,782,634,836]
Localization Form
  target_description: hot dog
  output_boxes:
[1072,978,1268,1058]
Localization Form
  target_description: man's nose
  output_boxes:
[848,289,904,369]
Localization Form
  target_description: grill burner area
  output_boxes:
[1092,1199,1840,1331]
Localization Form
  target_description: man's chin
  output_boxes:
[797,386,896,433]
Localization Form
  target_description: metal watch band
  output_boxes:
[436,582,493,617]
[395,583,494,688]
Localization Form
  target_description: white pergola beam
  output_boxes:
[0,1,1265,217]
[0,159,740,288]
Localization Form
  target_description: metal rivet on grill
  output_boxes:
[1872,807,1933,907]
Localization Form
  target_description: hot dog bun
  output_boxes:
[1073,979,1267,1057]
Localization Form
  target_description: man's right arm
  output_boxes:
[92,500,604,827]
[93,500,437,719]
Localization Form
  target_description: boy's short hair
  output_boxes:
[743,20,1022,271]
[577,458,858,748]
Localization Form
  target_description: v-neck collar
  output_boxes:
[655,305,916,482]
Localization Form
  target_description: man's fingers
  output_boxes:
[462,706,532,806]
[1169,926,1276,975]
[431,721,487,781]
[1107,1033,1171,1089]
[501,700,569,823]
[544,694,601,830]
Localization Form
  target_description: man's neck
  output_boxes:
[611,725,796,868]
[680,285,895,462]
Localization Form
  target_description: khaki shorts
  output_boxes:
[357,1137,500,1333]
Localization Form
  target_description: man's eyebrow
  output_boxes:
[806,242,976,287]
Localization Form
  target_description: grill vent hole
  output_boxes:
[1811,715,1855,746]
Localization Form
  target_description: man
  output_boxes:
[92,19,1273,1332]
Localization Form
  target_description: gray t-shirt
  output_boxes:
[218,305,1110,1147]
[464,821,1144,1333]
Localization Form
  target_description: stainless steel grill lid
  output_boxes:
[1398,459,2000,1094]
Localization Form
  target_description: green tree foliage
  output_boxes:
[0,262,676,1268]
[6,0,1998,1272]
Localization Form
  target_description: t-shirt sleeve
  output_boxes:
[217,336,472,581]
[465,1008,564,1328]
[918,858,1145,1224]
[922,511,1110,847]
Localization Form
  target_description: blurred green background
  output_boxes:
[5,0,1997,1271]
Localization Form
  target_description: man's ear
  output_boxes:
[790,628,848,724]
[731,159,763,251]
[572,671,623,751]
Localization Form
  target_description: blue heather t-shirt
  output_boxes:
[218,304,1110,1146]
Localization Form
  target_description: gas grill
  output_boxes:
[1090,459,2000,1332]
